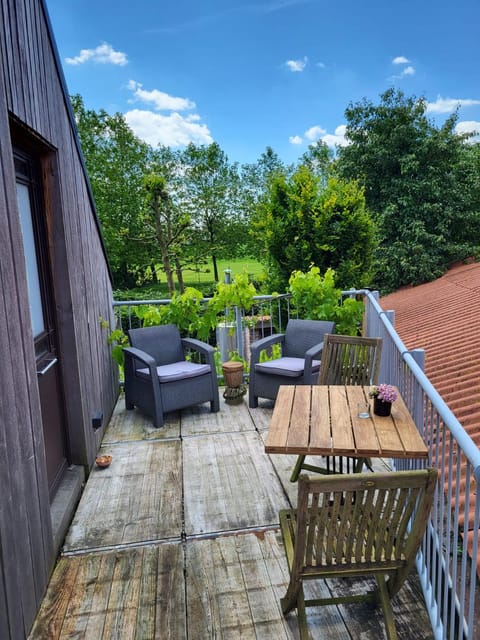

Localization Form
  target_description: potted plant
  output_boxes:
[369,384,398,416]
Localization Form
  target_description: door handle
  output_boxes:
[37,358,58,376]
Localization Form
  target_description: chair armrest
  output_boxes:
[250,333,285,365]
[304,341,324,372]
[123,346,156,375]
[182,337,214,356]
[181,337,216,368]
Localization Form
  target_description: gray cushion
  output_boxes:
[255,357,320,378]
[138,361,212,383]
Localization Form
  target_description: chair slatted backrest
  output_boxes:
[292,470,437,587]
[318,334,383,386]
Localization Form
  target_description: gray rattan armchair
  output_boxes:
[248,319,335,408]
[124,325,219,427]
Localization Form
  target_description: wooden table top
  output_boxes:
[265,385,428,459]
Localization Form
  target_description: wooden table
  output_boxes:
[265,385,428,460]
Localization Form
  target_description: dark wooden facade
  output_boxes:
[0,1,118,637]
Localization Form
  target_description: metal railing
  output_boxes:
[113,294,293,362]
[113,288,480,638]
[364,290,480,640]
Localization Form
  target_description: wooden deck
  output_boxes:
[29,393,434,639]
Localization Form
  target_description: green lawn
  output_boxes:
[114,258,266,300]
[159,258,265,285]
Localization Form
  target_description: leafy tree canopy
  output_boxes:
[254,164,375,290]
[72,94,154,288]
[337,88,480,292]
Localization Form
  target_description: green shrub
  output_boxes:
[288,265,364,335]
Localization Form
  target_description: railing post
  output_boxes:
[409,348,426,437]
[235,306,243,360]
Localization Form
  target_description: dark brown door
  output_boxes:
[15,149,68,499]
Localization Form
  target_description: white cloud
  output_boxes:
[124,109,213,147]
[426,96,480,113]
[455,120,480,140]
[321,124,349,148]
[286,56,308,72]
[393,56,410,65]
[127,80,195,111]
[389,56,415,80]
[65,42,127,66]
[289,124,348,149]
[305,125,326,141]
[289,135,303,145]
[389,66,415,81]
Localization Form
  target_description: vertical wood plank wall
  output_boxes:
[0,0,118,637]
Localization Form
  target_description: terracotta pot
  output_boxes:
[222,361,244,388]
[373,397,392,417]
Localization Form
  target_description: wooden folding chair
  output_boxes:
[290,334,383,482]
[280,469,437,640]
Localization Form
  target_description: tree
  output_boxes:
[337,88,480,292]
[300,140,332,183]
[256,164,375,291]
[142,173,191,295]
[71,95,153,288]
[240,147,288,262]
[180,143,242,282]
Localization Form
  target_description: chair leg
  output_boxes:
[290,455,306,482]
[153,407,164,428]
[354,457,374,472]
[377,575,398,640]
[296,588,310,640]
[354,457,366,473]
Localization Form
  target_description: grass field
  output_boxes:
[155,258,265,285]
[114,258,266,300]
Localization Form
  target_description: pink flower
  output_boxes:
[369,384,398,403]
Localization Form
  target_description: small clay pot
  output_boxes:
[222,361,244,388]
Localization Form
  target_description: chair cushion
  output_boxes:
[254,357,320,378]
[137,361,212,383]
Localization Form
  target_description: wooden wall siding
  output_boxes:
[0,0,118,637]
[0,82,53,638]
[2,0,118,461]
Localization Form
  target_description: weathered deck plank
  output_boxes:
[246,399,275,431]
[29,544,185,639]
[29,395,435,639]
[186,530,364,639]
[64,440,182,551]
[181,395,255,436]
[103,399,180,443]
[183,431,289,535]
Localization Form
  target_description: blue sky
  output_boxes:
[45,0,480,165]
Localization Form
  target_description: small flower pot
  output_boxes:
[373,398,392,417]
[222,361,244,388]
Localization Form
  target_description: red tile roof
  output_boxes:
[380,261,480,438]
[380,260,480,575]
